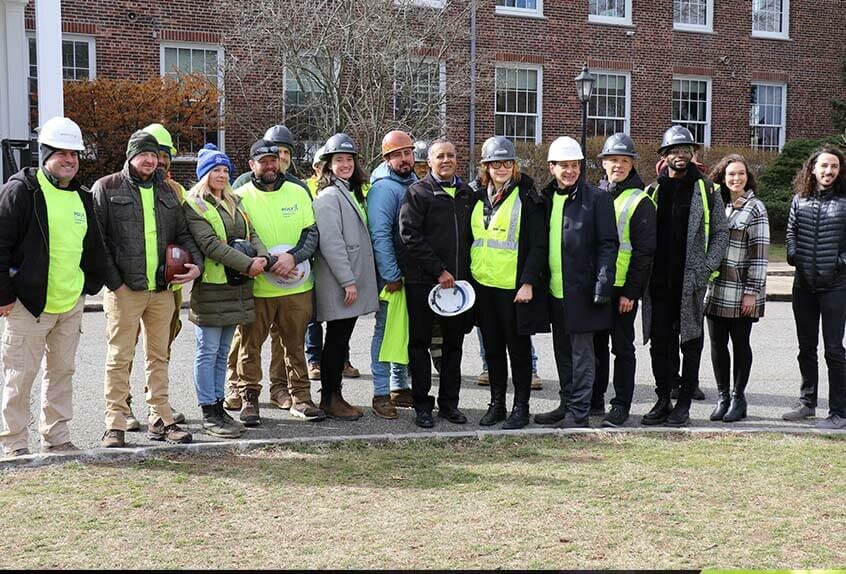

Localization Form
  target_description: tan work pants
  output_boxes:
[0,297,84,453]
[103,289,175,431]
[226,322,288,397]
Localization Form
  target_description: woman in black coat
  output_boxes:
[534,136,619,429]
[470,137,549,430]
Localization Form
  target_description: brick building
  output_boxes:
[2,0,844,182]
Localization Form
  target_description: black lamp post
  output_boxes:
[574,63,595,173]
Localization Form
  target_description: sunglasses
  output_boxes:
[254,145,279,157]
[488,160,514,169]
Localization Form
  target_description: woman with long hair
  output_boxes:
[312,133,379,420]
[184,144,268,438]
[704,154,769,422]
[471,136,548,429]
[783,145,846,429]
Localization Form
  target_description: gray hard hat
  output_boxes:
[263,125,295,150]
[322,133,358,157]
[413,140,429,163]
[480,136,516,163]
[658,125,698,154]
[597,132,638,159]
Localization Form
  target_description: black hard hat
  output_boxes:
[263,125,295,151]
[226,238,258,286]
[480,136,516,163]
[597,132,638,159]
[322,133,358,157]
[413,140,429,163]
[658,125,698,154]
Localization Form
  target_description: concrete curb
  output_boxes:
[2,426,844,470]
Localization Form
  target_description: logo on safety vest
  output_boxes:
[73,211,86,225]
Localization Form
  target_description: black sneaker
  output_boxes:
[601,405,629,428]
[415,411,435,428]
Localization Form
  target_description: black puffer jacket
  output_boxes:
[786,189,846,292]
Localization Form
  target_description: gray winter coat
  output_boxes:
[184,192,268,327]
[642,176,728,343]
[312,178,379,322]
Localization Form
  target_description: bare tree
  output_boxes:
[221,0,488,168]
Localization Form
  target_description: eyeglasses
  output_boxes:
[666,145,694,156]
[488,160,514,169]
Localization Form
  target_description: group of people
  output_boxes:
[1,114,845,458]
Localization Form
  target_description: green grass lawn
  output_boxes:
[1,433,844,569]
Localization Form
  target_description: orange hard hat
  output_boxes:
[381,130,414,157]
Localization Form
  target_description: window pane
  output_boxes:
[588,73,628,137]
[494,65,540,143]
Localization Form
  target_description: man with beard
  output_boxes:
[366,130,417,419]
[234,139,322,426]
[590,133,656,427]
[640,126,727,427]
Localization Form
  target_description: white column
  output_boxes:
[0,0,29,178]
[35,0,62,125]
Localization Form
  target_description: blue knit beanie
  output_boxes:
[196,143,233,182]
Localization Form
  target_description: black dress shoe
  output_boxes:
[641,397,673,425]
[415,411,435,428]
[534,404,568,425]
[554,413,590,429]
[437,407,467,424]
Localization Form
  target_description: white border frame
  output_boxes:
[587,69,632,136]
[588,0,633,27]
[59,34,97,80]
[160,42,225,158]
[391,57,448,134]
[752,0,790,40]
[494,61,543,144]
[672,0,714,33]
[671,74,712,147]
[495,0,544,19]
[750,81,787,151]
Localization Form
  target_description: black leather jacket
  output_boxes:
[786,188,846,292]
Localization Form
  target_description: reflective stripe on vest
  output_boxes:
[470,188,522,289]
[613,188,648,288]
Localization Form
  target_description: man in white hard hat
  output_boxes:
[0,116,107,457]
[534,136,618,429]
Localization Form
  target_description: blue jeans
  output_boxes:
[305,319,323,365]
[194,324,236,406]
[477,327,537,373]
[370,298,408,396]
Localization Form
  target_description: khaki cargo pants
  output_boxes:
[0,297,85,453]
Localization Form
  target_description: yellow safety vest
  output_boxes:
[613,188,650,288]
[646,179,720,281]
[470,188,522,289]
[187,196,250,285]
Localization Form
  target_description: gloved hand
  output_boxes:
[593,294,610,305]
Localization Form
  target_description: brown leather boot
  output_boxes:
[389,388,414,409]
[240,389,261,427]
[321,391,363,421]
[372,395,398,419]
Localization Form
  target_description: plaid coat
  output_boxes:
[705,190,769,318]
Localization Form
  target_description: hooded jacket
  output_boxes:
[0,167,107,316]
[367,161,417,284]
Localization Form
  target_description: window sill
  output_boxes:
[587,17,633,28]
[494,7,547,20]
[672,25,715,34]
[751,32,791,41]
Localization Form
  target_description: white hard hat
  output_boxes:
[312,145,326,168]
[37,116,85,151]
[428,280,476,317]
[547,136,583,162]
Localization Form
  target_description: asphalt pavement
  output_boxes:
[1,277,840,456]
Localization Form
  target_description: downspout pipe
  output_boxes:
[468,0,477,181]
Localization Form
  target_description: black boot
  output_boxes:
[723,379,749,422]
[641,396,673,425]
[216,400,245,432]
[202,404,242,438]
[666,397,691,427]
[709,386,731,421]
[502,402,530,430]
[479,376,507,426]
[535,404,568,425]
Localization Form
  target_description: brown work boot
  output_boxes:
[307,362,321,381]
[342,361,361,378]
[147,419,193,444]
[101,429,125,448]
[320,391,363,421]
[389,388,414,409]
[270,387,293,410]
[223,383,242,411]
[240,389,261,427]
[531,373,543,390]
[289,399,326,421]
[476,370,489,386]
[42,442,80,454]
[372,395,398,419]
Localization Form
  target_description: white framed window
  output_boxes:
[752,0,789,39]
[394,59,447,141]
[27,34,96,133]
[673,0,713,32]
[284,54,340,159]
[588,0,632,26]
[495,64,542,144]
[160,43,224,156]
[750,83,787,151]
[672,76,711,146]
[588,72,630,137]
[495,0,543,18]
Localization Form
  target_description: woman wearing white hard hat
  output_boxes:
[534,136,619,429]
[470,136,549,429]
[312,133,378,421]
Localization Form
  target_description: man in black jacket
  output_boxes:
[590,134,656,428]
[0,117,106,457]
[399,139,475,428]
[92,130,202,448]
